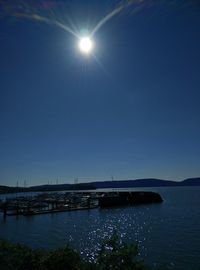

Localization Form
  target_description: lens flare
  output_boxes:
[1,0,199,57]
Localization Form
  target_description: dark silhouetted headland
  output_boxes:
[0,177,200,194]
[91,177,200,189]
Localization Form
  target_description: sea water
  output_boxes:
[0,186,200,269]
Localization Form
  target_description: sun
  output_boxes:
[79,36,93,54]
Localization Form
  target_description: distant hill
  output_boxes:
[90,178,200,189]
[179,178,200,186]
[91,179,177,189]
[0,185,27,194]
[0,178,200,194]
[29,182,95,192]
[0,182,96,194]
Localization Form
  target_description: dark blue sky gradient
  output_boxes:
[0,1,200,186]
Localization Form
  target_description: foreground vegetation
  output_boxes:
[0,234,150,270]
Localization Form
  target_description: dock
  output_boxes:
[0,191,163,217]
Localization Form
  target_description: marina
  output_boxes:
[0,191,163,217]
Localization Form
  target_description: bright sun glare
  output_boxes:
[79,37,93,54]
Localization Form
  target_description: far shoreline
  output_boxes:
[1,177,200,195]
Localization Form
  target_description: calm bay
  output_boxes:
[0,186,200,269]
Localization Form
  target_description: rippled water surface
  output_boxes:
[0,187,200,269]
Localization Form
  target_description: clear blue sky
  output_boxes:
[0,1,200,186]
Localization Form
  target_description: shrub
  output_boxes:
[96,232,147,270]
[0,234,149,270]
